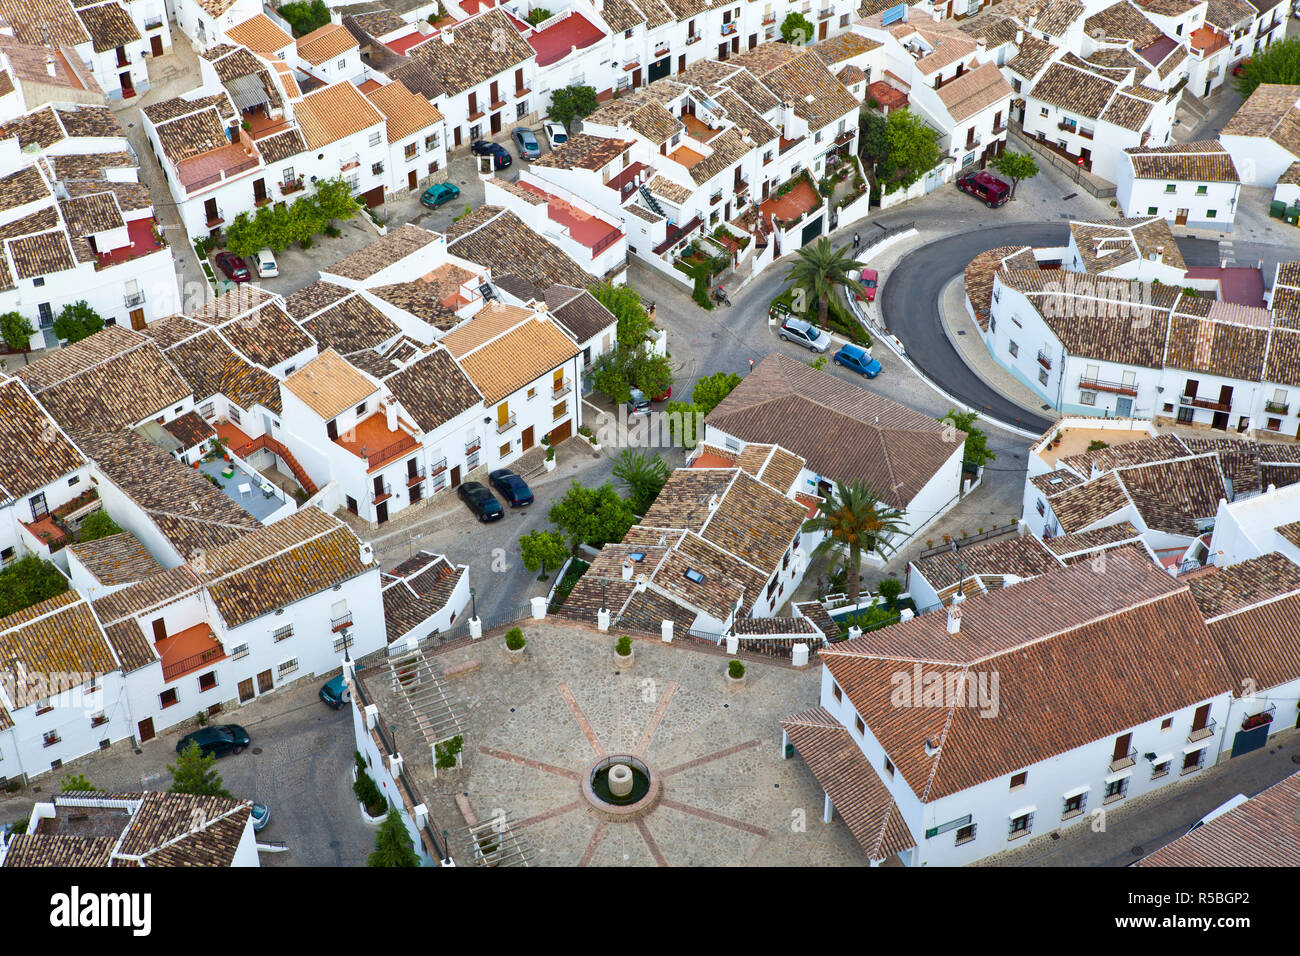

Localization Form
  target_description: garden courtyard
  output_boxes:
[360,621,870,867]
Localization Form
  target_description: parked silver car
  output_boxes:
[778,317,831,353]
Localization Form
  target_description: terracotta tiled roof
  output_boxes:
[1184,552,1300,620]
[1045,471,1129,533]
[68,531,165,586]
[1125,140,1239,182]
[1114,454,1227,535]
[366,80,444,142]
[295,81,384,149]
[74,1,140,53]
[91,565,199,627]
[14,326,193,439]
[153,108,231,165]
[59,192,124,236]
[225,13,293,55]
[0,106,65,151]
[1084,1,1163,45]
[163,328,284,415]
[0,591,118,684]
[443,309,578,405]
[407,9,535,96]
[1101,89,1157,132]
[0,0,89,46]
[912,533,1060,591]
[0,166,50,212]
[1006,34,1058,80]
[302,293,400,353]
[1040,520,1143,557]
[780,706,915,861]
[821,550,1231,801]
[1165,313,1267,381]
[1029,467,1084,495]
[283,279,351,320]
[445,207,592,290]
[162,409,216,448]
[381,551,465,643]
[532,132,632,172]
[296,22,359,65]
[382,346,481,432]
[1222,84,1300,161]
[1136,771,1300,867]
[215,302,315,369]
[0,378,85,501]
[257,127,305,164]
[143,92,237,126]
[1028,60,1119,120]
[324,223,437,281]
[706,353,962,510]
[284,348,379,419]
[547,286,616,344]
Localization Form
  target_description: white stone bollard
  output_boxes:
[899,607,914,621]
[530,596,546,620]
[791,643,809,668]
[725,634,739,655]
[597,608,611,632]
[469,617,483,640]
[661,620,674,643]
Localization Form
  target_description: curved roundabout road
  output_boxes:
[881,223,1225,436]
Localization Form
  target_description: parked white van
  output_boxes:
[255,248,278,278]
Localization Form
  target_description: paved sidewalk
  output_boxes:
[938,274,1055,424]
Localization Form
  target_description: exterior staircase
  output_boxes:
[234,434,319,497]
[639,184,667,219]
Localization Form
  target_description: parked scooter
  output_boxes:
[713,287,732,306]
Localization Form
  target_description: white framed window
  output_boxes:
[1008,340,1019,358]
[231,643,249,660]
[278,658,299,678]
[1080,391,1097,406]
[369,131,381,147]
[272,624,293,642]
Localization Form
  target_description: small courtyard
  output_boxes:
[360,621,869,866]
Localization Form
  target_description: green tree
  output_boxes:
[1234,36,1300,98]
[664,400,703,449]
[784,238,866,328]
[780,11,814,45]
[60,774,100,793]
[52,301,104,344]
[611,449,669,513]
[0,310,35,361]
[223,210,260,257]
[312,175,359,224]
[859,111,889,166]
[277,0,331,36]
[0,555,69,617]
[588,347,633,403]
[525,6,552,24]
[806,480,907,608]
[548,84,599,131]
[78,510,123,542]
[691,371,741,417]
[368,808,421,866]
[989,151,1039,200]
[885,108,940,187]
[518,529,569,578]
[169,740,233,798]
[547,480,637,550]
[252,201,291,253]
[628,351,673,400]
[592,281,653,351]
[937,408,996,467]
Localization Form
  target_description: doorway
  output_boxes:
[408,169,418,191]
[451,465,462,487]
[257,669,274,694]
[137,718,154,743]
[238,678,255,703]
[204,197,219,226]
[253,178,267,204]
[130,308,146,330]
[150,35,163,57]
[522,425,534,451]
[152,618,167,643]
[490,112,502,135]
[1175,208,1189,225]
[376,501,389,524]
[119,72,134,98]
[1116,397,1133,417]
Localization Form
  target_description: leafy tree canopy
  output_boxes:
[547,480,637,550]
[611,449,670,514]
[518,529,569,574]
[78,510,123,542]
[548,85,599,130]
[277,0,330,36]
[1234,37,1300,98]
[52,301,104,344]
[884,108,940,187]
[592,282,653,351]
[368,809,421,867]
[938,408,996,467]
[0,310,34,352]
[0,555,69,618]
[989,151,1039,199]
[168,740,233,799]
[780,11,814,45]
[691,371,741,417]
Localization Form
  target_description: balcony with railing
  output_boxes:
[430,456,448,477]
[819,7,833,18]
[331,611,353,633]
[465,437,482,455]
[1108,747,1137,773]
[334,412,420,471]
[1265,400,1289,415]
[654,43,670,57]
[1078,375,1137,396]
[1036,350,1052,370]
[124,291,146,308]
[722,21,738,35]
[406,466,426,486]
[552,377,572,399]
[685,33,701,45]
[157,624,226,683]
[1181,393,1230,412]
[372,482,393,505]
[280,177,305,196]
[1057,120,1077,133]
[341,153,360,171]
[1187,717,1217,743]
[144,17,163,29]
[496,412,517,434]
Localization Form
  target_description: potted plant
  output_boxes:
[615,634,633,662]
[544,445,557,471]
[433,734,464,776]
[352,755,387,824]
[726,659,746,684]
[504,626,526,660]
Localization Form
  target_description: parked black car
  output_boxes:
[471,139,512,170]
[175,724,250,758]
[489,468,534,507]
[458,481,504,521]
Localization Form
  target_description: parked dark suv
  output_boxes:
[471,140,512,170]
[175,724,250,758]
[956,171,1010,207]
[458,481,504,521]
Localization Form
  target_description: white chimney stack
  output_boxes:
[45,56,57,77]
[947,589,965,635]
[385,397,398,431]
[622,558,634,580]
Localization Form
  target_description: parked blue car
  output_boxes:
[319,665,362,709]
[833,343,882,378]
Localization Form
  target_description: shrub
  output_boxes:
[615,635,632,656]
[299,236,313,249]
[728,660,745,679]
[355,750,368,775]
[0,555,69,618]
[877,577,903,609]
[1087,439,1110,451]
[324,224,342,238]
[353,769,386,817]
[505,627,526,651]
[434,734,463,770]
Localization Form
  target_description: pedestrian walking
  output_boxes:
[853,231,861,250]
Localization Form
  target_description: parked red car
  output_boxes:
[215,251,250,282]
[854,268,879,302]
[956,171,1011,208]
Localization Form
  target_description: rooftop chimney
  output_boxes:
[441,29,454,44]
[418,20,434,35]
[947,587,965,635]
[1015,28,1024,44]
[622,558,634,580]
[45,56,57,77]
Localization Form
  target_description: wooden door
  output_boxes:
[1191,703,1210,732]
[152,618,167,643]
[150,35,163,57]
[451,465,461,487]
[408,169,418,191]
[137,717,154,743]
[1176,208,1189,225]
[522,426,534,451]
[632,68,642,88]
[257,669,274,694]
[238,678,255,703]
[818,21,827,40]
[376,501,389,524]
[549,419,572,444]
[490,112,502,135]
[130,308,146,330]
[1112,732,1131,762]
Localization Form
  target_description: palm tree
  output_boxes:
[806,480,907,608]
[784,237,866,328]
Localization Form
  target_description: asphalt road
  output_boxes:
[881,225,1227,434]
